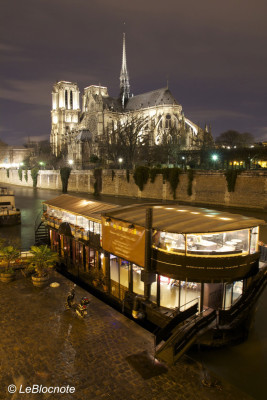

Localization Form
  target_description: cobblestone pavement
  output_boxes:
[0,271,253,400]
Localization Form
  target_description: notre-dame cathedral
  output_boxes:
[50,34,212,167]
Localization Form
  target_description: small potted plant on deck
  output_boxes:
[0,246,20,283]
[27,245,59,287]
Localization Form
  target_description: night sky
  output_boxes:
[1,0,267,145]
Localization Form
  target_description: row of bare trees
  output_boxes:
[23,115,257,170]
[96,114,214,169]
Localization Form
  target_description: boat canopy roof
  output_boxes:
[43,194,118,221]
[102,203,266,234]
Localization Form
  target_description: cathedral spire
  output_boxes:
[120,33,130,108]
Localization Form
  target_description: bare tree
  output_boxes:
[102,113,150,168]
[150,124,188,165]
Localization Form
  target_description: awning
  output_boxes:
[44,194,119,221]
[102,204,266,234]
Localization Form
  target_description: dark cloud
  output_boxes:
[0,0,267,145]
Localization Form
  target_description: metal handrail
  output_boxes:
[168,296,199,317]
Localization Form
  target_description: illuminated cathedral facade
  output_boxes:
[50,34,212,167]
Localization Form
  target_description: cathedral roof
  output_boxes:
[125,88,180,111]
[101,88,181,113]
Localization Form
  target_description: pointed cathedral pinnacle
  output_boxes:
[120,33,130,108]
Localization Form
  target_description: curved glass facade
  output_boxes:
[152,227,259,257]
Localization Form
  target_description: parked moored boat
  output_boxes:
[0,187,21,225]
[40,194,267,361]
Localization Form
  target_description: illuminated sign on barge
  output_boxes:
[102,217,145,268]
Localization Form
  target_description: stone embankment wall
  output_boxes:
[0,168,266,210]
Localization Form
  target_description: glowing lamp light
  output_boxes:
[212,154,218,161]
[118,157,123,169]
[68,160,74,165]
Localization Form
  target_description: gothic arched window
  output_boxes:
[70,91,73,109]
[65,90,68,108]
[165,114,171,129]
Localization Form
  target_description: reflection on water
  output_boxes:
[189,288,267,400]
[0,186,64,250]
[1,183,267,398]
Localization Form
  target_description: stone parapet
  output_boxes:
[0,168,266,210]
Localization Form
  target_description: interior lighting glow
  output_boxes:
[220,217,232,220]
[177,209,187,212]
[80,200,91,206]
[160,276,170,284]
[190,212,200,214]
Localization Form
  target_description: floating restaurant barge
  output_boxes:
[0,187,21,225]
[41,194,267,363]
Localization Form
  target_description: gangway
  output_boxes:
[34,212,49,245]
[155,309,216,365]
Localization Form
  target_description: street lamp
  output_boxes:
[211,154,218,169]
[181,156,186,170]
[118,158,123,169]
[39,161,45,169]
[68,160,74,166]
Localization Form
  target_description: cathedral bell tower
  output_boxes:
[50,81,80,156]
[120,33,130,108]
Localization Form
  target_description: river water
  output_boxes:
[1,183,266,399]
